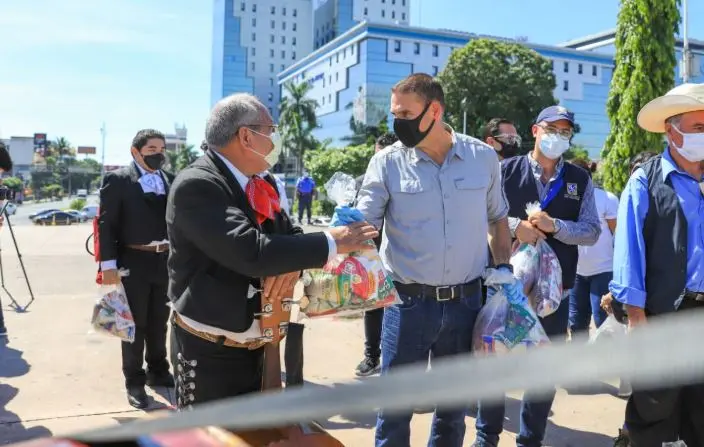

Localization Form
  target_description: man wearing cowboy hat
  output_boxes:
[609,83,704,446]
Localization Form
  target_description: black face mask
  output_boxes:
[141,153,165,171]
[498,141,519,159]
[393,102,436,148]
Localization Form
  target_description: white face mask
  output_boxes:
[672,125,704,162]
[248,129,283,168]
[539,133,570,160]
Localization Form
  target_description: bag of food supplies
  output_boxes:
[91,269,135,342]
[300,172,401,317]
[472,268,550,355]
[510,202,563,318]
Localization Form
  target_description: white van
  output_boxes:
[76,189,88,198]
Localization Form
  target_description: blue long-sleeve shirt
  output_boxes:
[609,148,704,308]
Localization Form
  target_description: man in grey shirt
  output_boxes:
[356,73,515,447]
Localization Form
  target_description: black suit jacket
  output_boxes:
[98,162,174,262]
[166,150,329,332]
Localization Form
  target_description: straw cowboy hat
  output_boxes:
[638,83,704,133]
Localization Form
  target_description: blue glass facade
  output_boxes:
[211,0,253,106]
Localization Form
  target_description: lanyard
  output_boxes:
[540,168,565,210]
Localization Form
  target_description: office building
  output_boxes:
[164,123,188,151]
[211,0,407,117]
[279,22,616,157]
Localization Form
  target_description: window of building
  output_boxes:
[433,44,439,57]
[270,63,274,73]
[392,11,395,19]
[336,72,339,81]
[382,0,386,3]
[241,2,245,12]
[292,37,297,45]
[414,42,420,55]
[592,65,597,76]
[270,34,274,43]
[322,96,326,105]
[394,40,401,52]
[351,45,354,54]
[251,62,255,71]
[271,6,275,14]
[293,23,297,31]
[269,78,274,87]
[252,17,256,26]
[281,22,285,30]
[364,7,368,15]
[252,33,256,41]
[329,94,332,103]
[392,0,396,4]
[433,66,438,76]
[293,8,297,17]
[563,80,569,91]
[403,0,406,5]
[336,53,339,63]
[281,64,285,71]
[281,50,285,59]
[551,60,554,70]
[563,61,569,73]
[282,7,286,16]
[271,20,275,29]
[402,12,406,20]
[578,63,583,74]
[382,9,386,17]
[281,36,286,44]
[252,3,256,12]
[270,49,274,57]
[292,51,296,60]
[251,47,256,56]
[268,92,273,101]
[268,107,273,115]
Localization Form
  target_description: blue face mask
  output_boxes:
[539,133,570,160]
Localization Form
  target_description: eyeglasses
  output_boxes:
[240,124,278,134]
[537,124,572,139]
[494,134,522,146]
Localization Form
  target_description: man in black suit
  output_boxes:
[166,93,378,408]
[99,129,175,409]
[353,132,397,377]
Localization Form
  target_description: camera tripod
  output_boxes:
[0,200,36,313]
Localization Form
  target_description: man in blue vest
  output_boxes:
[295,171,316,224]
[473,105,601,447]
[609,83,704,446]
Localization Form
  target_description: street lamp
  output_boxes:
[461,97,468,135]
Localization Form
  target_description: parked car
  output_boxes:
[30,209,60,220]
[81,205,98,219]
[76,189,88,198]
[33,211,75,225]
[63,209,87,222]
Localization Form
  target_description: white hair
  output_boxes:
[205,93,268,149]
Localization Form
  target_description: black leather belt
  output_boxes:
[684,291,704,302]
[394,278,481,302]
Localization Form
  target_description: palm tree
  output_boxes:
[278,81,319,175]
[166,144,201,174]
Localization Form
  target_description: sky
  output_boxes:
[0,0,700,165]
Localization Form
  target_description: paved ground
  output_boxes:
[0,225,624,446]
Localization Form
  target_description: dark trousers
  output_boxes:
[364,307,384,360]
[119,250,171,388]
[475,295,570,447]
[297,193,313,222]
[568,271,610,333]
[284,322,304,387]
[375,286,482,447]
[170,324,264,409]
[625,299,704,446]
[0,294,5,329]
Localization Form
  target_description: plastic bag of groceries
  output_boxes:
[472,268,550,355]
[300,172,401,317]
[91,269,135,342]
[589,314,627,344]
[510,202,563,318]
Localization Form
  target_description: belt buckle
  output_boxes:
[435,286,455,302]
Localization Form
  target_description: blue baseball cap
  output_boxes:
[536,105,575,126]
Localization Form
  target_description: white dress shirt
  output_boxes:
[100,162,168,271]
[175,152,336,342]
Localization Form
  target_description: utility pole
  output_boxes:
[682,0,691,83]
[100,122,106,181]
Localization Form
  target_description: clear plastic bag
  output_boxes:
[589,314,627,344]
[301,172,401,317]
[472,269,550,355]
[91,269,135,342]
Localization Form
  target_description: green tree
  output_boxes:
[2,177,23,193]
[279,81,319,174]
[166,144,200,174]
[564,144,590,163]
[600,0,680,194]
[437,39,557,152]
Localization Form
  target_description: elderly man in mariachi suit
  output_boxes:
[609,83,704,446]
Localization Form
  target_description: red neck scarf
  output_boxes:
[246,176,281,225]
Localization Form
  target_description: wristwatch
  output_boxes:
[496,263,514,273]
[553,218,563,234]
